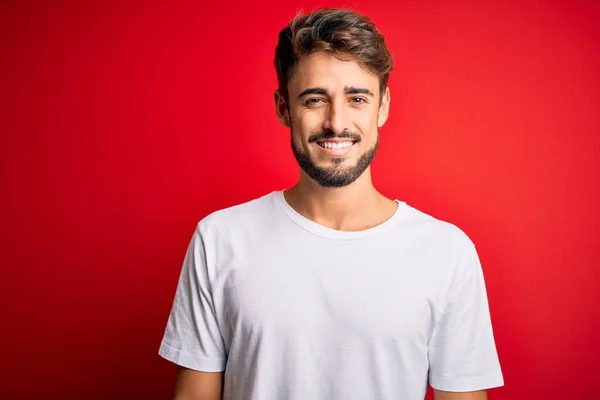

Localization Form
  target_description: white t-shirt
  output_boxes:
[159,190,504,399]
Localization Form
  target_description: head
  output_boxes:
[274,8,393,188]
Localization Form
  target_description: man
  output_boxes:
[159,8,504,400]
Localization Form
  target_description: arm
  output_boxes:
[159,225,228,399]
[427,242,504,393]
[173,367,223,400]
[434,389,487,400]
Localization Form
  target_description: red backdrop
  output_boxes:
[1,0,598,398]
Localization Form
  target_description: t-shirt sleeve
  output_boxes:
[158,225,227,372]
[428,242,504,392]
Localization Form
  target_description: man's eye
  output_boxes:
[351,97,366,104]
[306,98,324,105]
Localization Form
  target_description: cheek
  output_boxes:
[347,123,373,142]
[351,108,379,129]
[291,111,323,138]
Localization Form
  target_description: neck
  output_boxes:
[283,168,396,232]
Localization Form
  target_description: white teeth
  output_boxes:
[319,141,354,149]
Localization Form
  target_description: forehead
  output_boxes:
[288,51,379,96]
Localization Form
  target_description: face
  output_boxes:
[275,51,391,188]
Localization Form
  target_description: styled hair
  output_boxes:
[274,8,394,103]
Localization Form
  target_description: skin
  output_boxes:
[172,50,488,400]
[173,367,223,400]
[274,51,397,231]
[434,390,488,400]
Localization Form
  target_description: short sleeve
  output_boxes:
[428,243,504,391]
[158,225,227,372]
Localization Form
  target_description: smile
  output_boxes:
[315,140,358,156]
[317,141,355,149]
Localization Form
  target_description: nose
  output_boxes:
[322,99,350,134]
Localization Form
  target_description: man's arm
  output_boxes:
[173,367,223,400]
[434,389,487,400]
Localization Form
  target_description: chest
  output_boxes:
[212,239,440,348]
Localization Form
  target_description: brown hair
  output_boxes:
[274,8,394,103]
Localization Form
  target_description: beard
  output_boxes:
[291,131,380,188]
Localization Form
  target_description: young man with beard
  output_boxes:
[159,8,504,400]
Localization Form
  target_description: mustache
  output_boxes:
[308,131,362,143]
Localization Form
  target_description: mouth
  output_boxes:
[315,139,358,156]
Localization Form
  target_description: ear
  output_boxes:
[377,86,391,129]
[274,89,290,128]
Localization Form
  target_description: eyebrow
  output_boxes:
[297,86,375,99]
[297,88,327,98]
[344,86,375,97]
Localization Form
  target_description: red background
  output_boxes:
[1,0,598,398]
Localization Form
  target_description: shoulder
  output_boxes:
[393,203,484,299]
[394,201,477,255]
[195,191,278,239]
